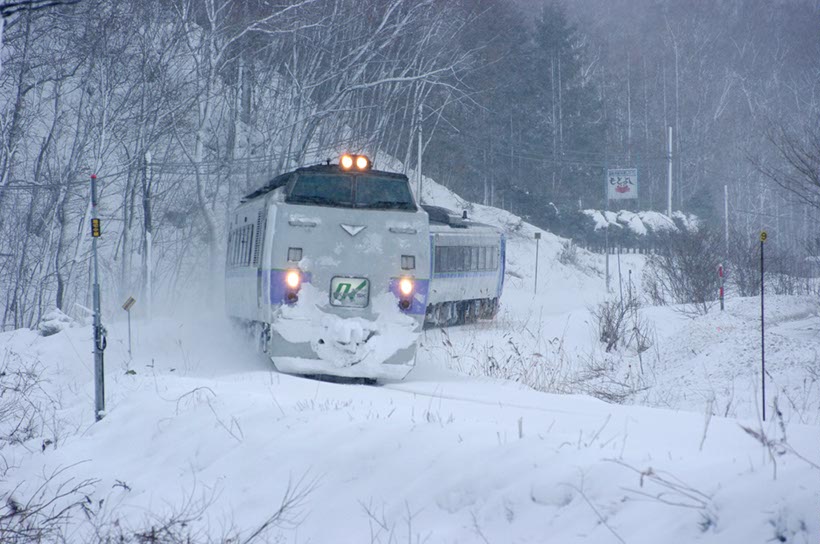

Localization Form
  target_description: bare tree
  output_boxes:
[755,123,820,212]
[643,227,721,315]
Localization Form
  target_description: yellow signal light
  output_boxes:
[340,154,354,169]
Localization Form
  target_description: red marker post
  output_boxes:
[718,264,724,311]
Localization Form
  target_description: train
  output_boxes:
[225,154,505,380]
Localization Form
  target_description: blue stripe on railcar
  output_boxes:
[265,269,312,305]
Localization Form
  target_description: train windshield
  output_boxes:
[355,176,415,210]
[287,174,416,210]
[287,175,353,207]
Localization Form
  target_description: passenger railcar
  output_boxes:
[423,206,505,326]
[225,155,430,380]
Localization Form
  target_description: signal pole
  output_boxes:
[90,174,106,421]
[760,230,767,421]
[534,232,541,294]
[604,157,610,292]
[667,126,673,217]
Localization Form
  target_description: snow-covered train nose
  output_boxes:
[313,315,378,365]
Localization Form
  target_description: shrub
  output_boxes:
[643,227,721,315]
[557,240,579,267]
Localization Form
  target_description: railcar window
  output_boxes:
[232,232,237,266]
[245,225,254,265]
[238,228,245,265]
[240,228,248,265]
[252,211,264,265]
[288,175,353,206]
[355,176,415,210]
[227,224,255,268]
[433,244,499,273]
[444,247,454,272]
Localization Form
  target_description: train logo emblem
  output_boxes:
[341,224,367,236]
[330,277,370,307]
[333,280,367,301]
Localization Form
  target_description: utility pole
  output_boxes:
[90,174,106,421]
[724,185,729,257]
[416,104,423,203]
[667,126,673,217]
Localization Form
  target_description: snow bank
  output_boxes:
[581,208,696,236]
[37,308,76,337]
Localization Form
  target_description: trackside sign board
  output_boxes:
[607,168,638,200]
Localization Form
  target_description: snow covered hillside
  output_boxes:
[1,176,818,542]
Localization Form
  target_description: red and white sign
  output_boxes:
[607,168,638,200]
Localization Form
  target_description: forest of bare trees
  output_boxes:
[0,0,818,329]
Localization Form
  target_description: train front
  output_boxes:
[264,155,429,380]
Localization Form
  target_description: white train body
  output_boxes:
[423,206,505,325]
[225,159,505,380]
[226,161,430,380]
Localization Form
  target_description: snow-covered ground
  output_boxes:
[1,179,818,542]
[3,270,818,542]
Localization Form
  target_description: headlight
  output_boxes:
[340,154,354,169]
[355,155,369,170]
[285,270,301,289]
[399,277,414,296]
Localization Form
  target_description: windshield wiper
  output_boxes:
[288,195,351,207]
[357,200,413,210]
